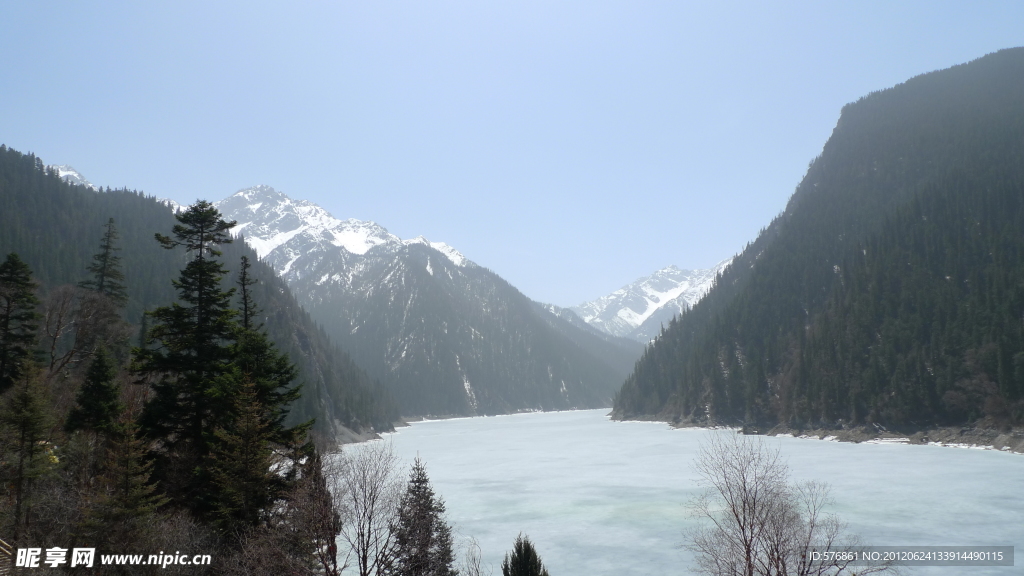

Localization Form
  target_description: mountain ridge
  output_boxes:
[572,259,732,342]
[613,47,1024,429]
[215,185,643,417]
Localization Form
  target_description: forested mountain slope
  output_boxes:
[614,48,1024,429]
[217,186,642,417]
[0,145,397,433]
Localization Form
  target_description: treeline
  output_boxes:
[1,193,554,574]
[0,144,396,433]
[0,202,334,571]
[614,47,1024,430]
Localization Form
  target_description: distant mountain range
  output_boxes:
[571,261,731,342]
[39,167,724,419]
[215,186,643,417]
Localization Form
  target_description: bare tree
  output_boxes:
[40,286,130,388]
[460,536,492,576]
[330,440,404,576]
[687,433,895,576]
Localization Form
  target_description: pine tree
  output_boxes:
[133,200,238,513]
[65,346,123,436]
[81,417,169,554]
[237,256,260,331]
[501,534,550,576]
[232,328,308,448]
[207,377,277,535]
[80,218,129,307]
[231,258,309,449]
[0,253,40,394]
[0,370,55,541]
[391,458,458,576]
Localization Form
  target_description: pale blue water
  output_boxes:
[382,409,1022,576]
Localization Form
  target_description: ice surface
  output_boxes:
[384,410,1023,576]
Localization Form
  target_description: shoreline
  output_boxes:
[659,419,1024,454]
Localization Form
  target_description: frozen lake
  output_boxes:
[382,409,1022,575]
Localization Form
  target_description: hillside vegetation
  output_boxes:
[614,48,1024,430]
[0,145,397,433]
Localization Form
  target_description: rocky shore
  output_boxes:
[757,423,1024,454]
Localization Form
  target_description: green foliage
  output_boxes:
[134,201,240,512]
[501,534,550,576]
[615,47,1024,429]
[0,144,397,433]
[80,217,128,306]
[65,346,123,435]
[80,418,170,552]
[0,253,40,394]
[391,458,457,576]
[208,377,278,534]
[237,255,261,331]
[0,371,56,541]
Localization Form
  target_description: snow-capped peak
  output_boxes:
[156,198,186,213]
[402,236,468,267]
[214,185,471,267]
[571,258,732,342]
[48,165,98,190]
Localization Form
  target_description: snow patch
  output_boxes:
[403,236,469,267]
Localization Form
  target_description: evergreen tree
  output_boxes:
[133,200,238,513]
[391,458,458,576]
[501,534,549,576]
[0,371,55,541]
[65,346,123,435]
[237,255,260,331]
[81,417,169,554]
[80,218,128,307]
[232,327,309,448]
[0,253,40,394]
[207,377,277,535]
[231,257,309,449]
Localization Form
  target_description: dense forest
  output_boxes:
[614,47,1024,430]
[0,145,396,434]
[0,170,498,572]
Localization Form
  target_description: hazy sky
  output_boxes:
[3,2,1023,306]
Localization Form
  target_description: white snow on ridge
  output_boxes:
[215,185,472,267]
[48,164,98,190]
[403,236,469,267]
[157,198,186,213]
[572,258,732,341]
[330,219,399,255]
[240,227,305,258]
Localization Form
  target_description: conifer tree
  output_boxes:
[391,458,458,576]
[231,258,309,449]
[80,218,128,307]
[232,328,308,448]
[0,253,40,394]
[65,346,123,436]
[82,417,169,551]
[133,200,238,512]
[501,534,550,576]
[237,256,260,331]
[208,377,277,535]
[0,370,54,541]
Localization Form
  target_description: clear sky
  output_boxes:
[2,2,1023,307]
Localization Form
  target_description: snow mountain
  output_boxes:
[215,186,641,417]
[572,260,732,343]
[48,165,98,190]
